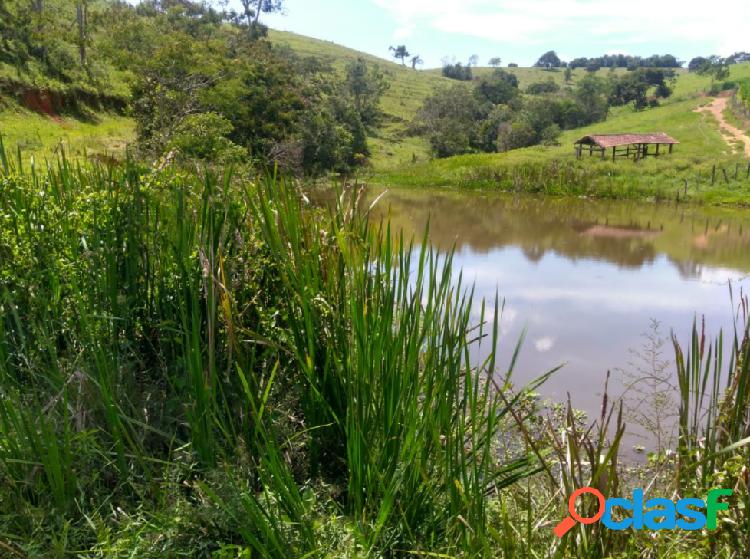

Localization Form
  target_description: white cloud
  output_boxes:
[534,336,555,352]
[372,0,750,53]
[698,267,748,285]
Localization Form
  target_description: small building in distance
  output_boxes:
[574,133,679,161]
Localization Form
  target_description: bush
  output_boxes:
[415,84,488,156]
[707,81,737,95]
[169,112,245,163]
[526,80,560,95]
[475,69,519,104]
[441,62,473,81]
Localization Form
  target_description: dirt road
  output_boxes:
[697,96,750,157]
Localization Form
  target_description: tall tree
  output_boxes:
[488,57,502,67]
[76,1,88,65]
[345,56,390,124]
[410,55,423,70]
[696,56,730,84]
[389,45,409,65]
[240,0,283,30]
[688,56,710,72]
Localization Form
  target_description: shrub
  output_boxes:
[415,84,489,157]
[169,112,245,163]
[441,62,473,81]
[475,69,519,104]
[526,80,560,95]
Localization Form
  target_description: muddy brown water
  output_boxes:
[315,186,750,456]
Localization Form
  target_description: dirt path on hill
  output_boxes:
[696,96,750,157]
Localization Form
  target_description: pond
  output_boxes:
[319,186,750,455]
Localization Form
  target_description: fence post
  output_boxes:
[711,164,716,185]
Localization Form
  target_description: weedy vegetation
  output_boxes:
[0,142,749,556]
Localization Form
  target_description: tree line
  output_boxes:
[414,67,675,157]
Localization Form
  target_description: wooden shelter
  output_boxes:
[574,133,679,161]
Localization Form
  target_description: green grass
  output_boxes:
[0,106,134,159]
[0,56,132,101]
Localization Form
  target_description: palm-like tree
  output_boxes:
[389,45,410,66]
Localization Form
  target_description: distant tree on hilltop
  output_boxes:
[692,55,729,84]
[410,55,423,70]
[441,60,473,81]
[534,50,563,69]
[389,45,410,65]
[569,53,682,69]
[726,51,750,64]
[488,57,502,67]
[688,57,710,72]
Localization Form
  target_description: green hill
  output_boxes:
[270,30,709,169]
[3,23,750,201]
[269,29,750,187]
[268,29,451,167]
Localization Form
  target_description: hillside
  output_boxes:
[268,29,450,167]
[373,60,750,204]
[2,24,749,194]
[269,30,707,169]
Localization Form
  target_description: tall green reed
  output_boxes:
[1,146,551,555]
[251,179,554,553]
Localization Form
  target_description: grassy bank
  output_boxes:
[372,94,750,205]
[0,106,134,160]
[1,152,750,556]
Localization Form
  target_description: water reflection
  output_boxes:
[314,186,750,455]
[363,188,750,277]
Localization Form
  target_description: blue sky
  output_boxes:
[256,0,750,68]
